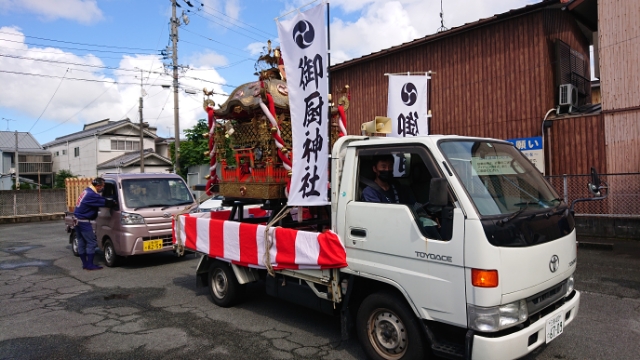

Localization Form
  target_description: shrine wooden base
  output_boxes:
[218,182,286,200]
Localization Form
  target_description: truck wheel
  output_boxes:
[356,292,427,360]
[70,231,79,257]
[208,261,243,307]
[103,239,119,267]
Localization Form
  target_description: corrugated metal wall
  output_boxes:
[599,0,640,174]
[330,9,602,175]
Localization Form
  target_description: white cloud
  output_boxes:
[330,1,418,64]
[245,42,267,57]
[328,0,538,65]
[187,50,228,67]
[225,0,241,20]
[0,28,228,140]
[0,0,103,24]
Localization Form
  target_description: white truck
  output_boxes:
[177,134,603,360]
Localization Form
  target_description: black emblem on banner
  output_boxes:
[401,82,418,106]
[293,20,315,49]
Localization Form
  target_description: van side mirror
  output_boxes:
[589,167,601,195]
[429,178,449,207]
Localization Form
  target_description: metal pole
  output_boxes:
[139,95,145,173]
[563,175,568,204]
[15,130,19,190]
[171,0,181,174]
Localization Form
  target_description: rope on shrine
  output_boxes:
[337,105,347,136]
[205,106,219,196]
[259,94,292,197]
[172,203,198,256]
[263,206,292,277]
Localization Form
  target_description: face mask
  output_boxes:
[378,170,393,182]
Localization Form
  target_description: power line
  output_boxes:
[0,30,158,51]
[33,82,117,135]
[28,68,69,133]
[180,27,249,53]
[0,69,174,86]
[0,38,158,55]
[189,1,277,38]
[0,45,137,60]
[186,9,266,43]
[0,53,166,75]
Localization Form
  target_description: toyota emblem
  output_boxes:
[163,212,171,218]
[549,255,559,273]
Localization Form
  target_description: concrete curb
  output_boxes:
[0,213,65,224]
[577,241,615,251]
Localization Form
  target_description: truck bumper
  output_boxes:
[471,290,580,360]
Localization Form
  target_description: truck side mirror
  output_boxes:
[429,178,449,207]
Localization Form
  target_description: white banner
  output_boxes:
[387,75,429,137]
[277,4,329,206]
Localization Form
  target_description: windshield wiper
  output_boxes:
[134,204,167,211]
[498,202,532,225]
[161,201,193,210]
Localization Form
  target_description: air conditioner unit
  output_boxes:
[559,84,579,108]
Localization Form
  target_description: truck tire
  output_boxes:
[70,231,79,257]
[208,261,243,307]
[356,292,427,360]
[103,239,119,267]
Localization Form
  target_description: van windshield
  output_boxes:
[122,178,193,209]
[439,140,560,216]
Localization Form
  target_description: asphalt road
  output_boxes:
[1,221,639,360]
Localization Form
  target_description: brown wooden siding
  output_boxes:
[599,0,640,111]
[605,112,640,173]
[598,0,640,174]
[546,114,606,175]
[330,9,596,175]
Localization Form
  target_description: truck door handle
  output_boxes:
[351,228,366,237]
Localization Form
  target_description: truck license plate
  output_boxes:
[143,239,163,251]
[545,313,564,343]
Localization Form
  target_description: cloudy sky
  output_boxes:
[0,0,538,145]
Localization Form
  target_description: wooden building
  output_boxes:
[329,0,613,176]
[597,0,640,174]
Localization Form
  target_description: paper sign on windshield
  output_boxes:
[472,156,517,175]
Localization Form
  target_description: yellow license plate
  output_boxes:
[143,239,163,251]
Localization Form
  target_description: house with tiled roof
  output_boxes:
[96,148,172,174]
[0,131,52,189]
[42,118,164,177]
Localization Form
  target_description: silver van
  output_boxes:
[74,173,196,267]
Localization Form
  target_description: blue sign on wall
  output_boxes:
[506,136,542,151]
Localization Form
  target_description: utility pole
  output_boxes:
[14,130,19,190]
[171,0,181,174]
[138,69,145,173]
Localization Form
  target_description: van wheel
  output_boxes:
[70,231,79,257]
[356,292,427,360]
[103,239,119,267]
[208,261,243,307]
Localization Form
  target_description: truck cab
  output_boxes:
[332,135,578,359]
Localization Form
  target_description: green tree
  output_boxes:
[169,119,209,178]
[54,169,77,189]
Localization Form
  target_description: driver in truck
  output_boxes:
[362,154,416,204]
[73,177,116,271]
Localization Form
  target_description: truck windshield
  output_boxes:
[439,140,560,216]
[122,178,193,209]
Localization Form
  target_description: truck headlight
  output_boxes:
[121,211,145,225]
[565,275,575,297]
[467,299,528,332]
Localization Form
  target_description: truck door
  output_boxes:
[96,180,119,249]
[344,145,467,326]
